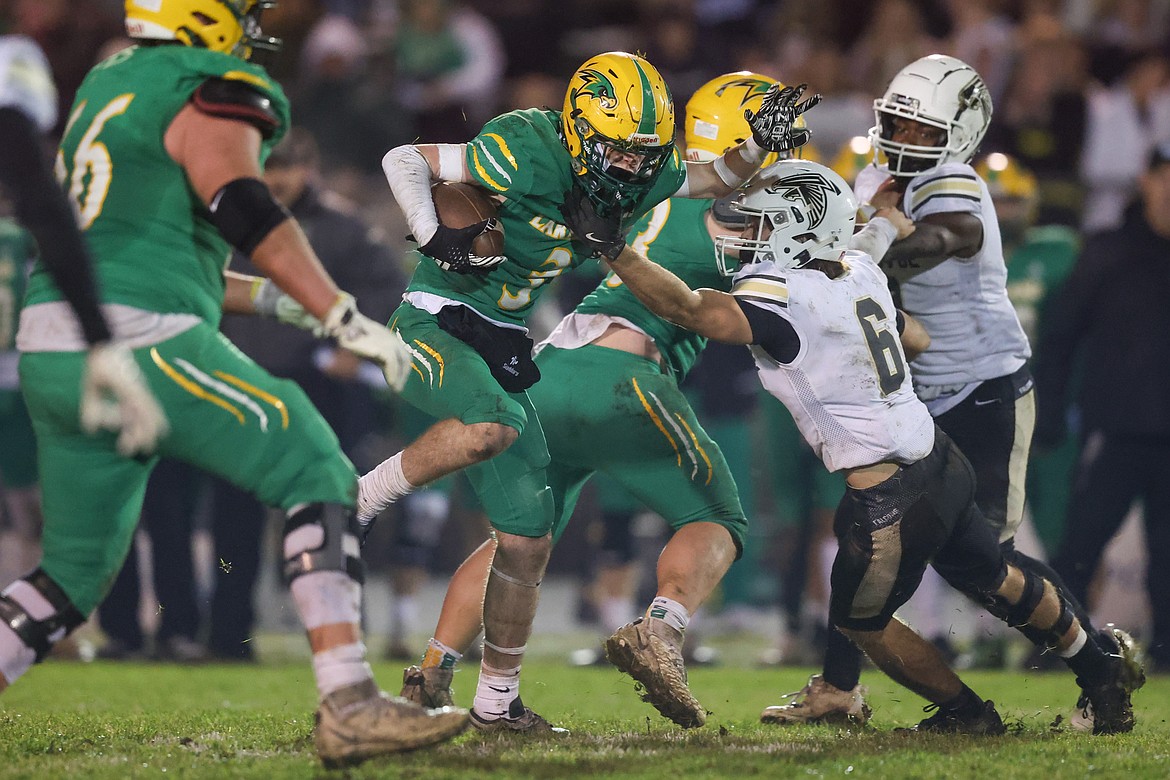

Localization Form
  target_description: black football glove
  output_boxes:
[416,219,504,275]
[744,83,822,153]
[559,185,626,261]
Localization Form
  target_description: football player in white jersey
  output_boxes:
[560,158,1139,734]
[768,54,1144,730]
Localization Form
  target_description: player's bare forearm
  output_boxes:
[881,213,982,278]
[222,270,262,315]
[681,141,764,198]
[607,246,752,343]
[900,311,930,360]
[248,221,341,320]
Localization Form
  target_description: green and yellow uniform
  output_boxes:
[0,218,37,489]
[17,45,353,614]
[391,108,686,538]
[531,198,748,553]
[1005,225,1080,551]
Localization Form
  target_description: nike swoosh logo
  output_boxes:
[974,398,1000,407]
[584,233,607,242]
[487,685,512,693]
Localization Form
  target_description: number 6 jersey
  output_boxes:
[732,249,935,472]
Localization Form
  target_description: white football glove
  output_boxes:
[81,343,169,457]
[321,293,411,392]
[250,278,325,335]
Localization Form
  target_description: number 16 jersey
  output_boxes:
[732,250,935,472]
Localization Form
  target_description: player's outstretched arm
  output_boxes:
[167,100,410,391]
[880,212,982,277]
[679,83,821,199]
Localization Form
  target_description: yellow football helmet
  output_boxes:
[562,51,675,216]
[685,71,780,161]
[975,152,1038,231]
[124,0,280,59]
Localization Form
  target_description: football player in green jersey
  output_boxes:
[362,54,819,731]
[1,1,467,767]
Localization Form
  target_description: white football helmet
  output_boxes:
[715,159,858,274]
[869,54,992,176]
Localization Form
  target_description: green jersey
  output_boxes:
[406,108,687,327]
[576,197,726,378]
[0,218,34,353]
[1005,225,1079,343]
[24,44,289,327]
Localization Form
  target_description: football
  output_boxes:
[431,181,505,258]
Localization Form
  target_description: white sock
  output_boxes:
[312,642,374,699]
[646,596,689,633]
[389,594,418,645]
[599,597,637,633]
[473,669,521,719]
[357,451,416,523]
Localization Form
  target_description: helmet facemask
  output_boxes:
[571,116,673,217]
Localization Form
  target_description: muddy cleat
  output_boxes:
[604,617,706,728]
[1072,626,1144,735]
[314,679,470,768]
[400,665,455,708]
[898,699,1005,736]
[469,696,569,735]
[760,674,871,726]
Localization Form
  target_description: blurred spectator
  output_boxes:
[1079,47,1170,234]
[393,0,506,141]
[640,5,709,114]
[984,36,1089,227]
[944,0,1015,101]
[209,128,407,660]
[846,0,939,97]
[1036,142,1170,668]
[791,42,873,159]
[11,0,123,136]
[97,460,207,662]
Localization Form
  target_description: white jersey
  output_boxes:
[731,249,935,472]
[0,36,56,133]
[855,162,1030,392]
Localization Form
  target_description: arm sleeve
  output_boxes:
[735,298,801,363]
[0,107,110,344]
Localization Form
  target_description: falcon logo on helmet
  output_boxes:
[715,160,858,274]
[124,0,281,60]
[765,172,843,231]
[562,52,676,218]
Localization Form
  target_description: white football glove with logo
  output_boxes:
[81,343,169,456]
[321,293,411,392]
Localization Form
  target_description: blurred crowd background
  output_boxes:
[1,0,1168,671]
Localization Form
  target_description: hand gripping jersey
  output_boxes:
[23,44,289,328]
[732,249,935,472]
[0,35,56,133]
[405,108,687,327]
[570,198,724,379]
[854,162,1030,388]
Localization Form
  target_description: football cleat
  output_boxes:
[469,696,569,735]
[313,679,469,768]
[760,674,871,726]
[897,699,1005,736]
[400,664,455,709]
[604,617,706,728]
[1073,626,1144,735]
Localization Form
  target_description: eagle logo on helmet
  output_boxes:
[766,172,842,229]
[715,77,774,109]
[572,70,618,111]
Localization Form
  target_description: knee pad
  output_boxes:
[0,569,85,662]
[282,503,363,585]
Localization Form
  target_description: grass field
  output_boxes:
[1,655,1166,779]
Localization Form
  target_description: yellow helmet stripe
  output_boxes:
[632,59,657,137]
